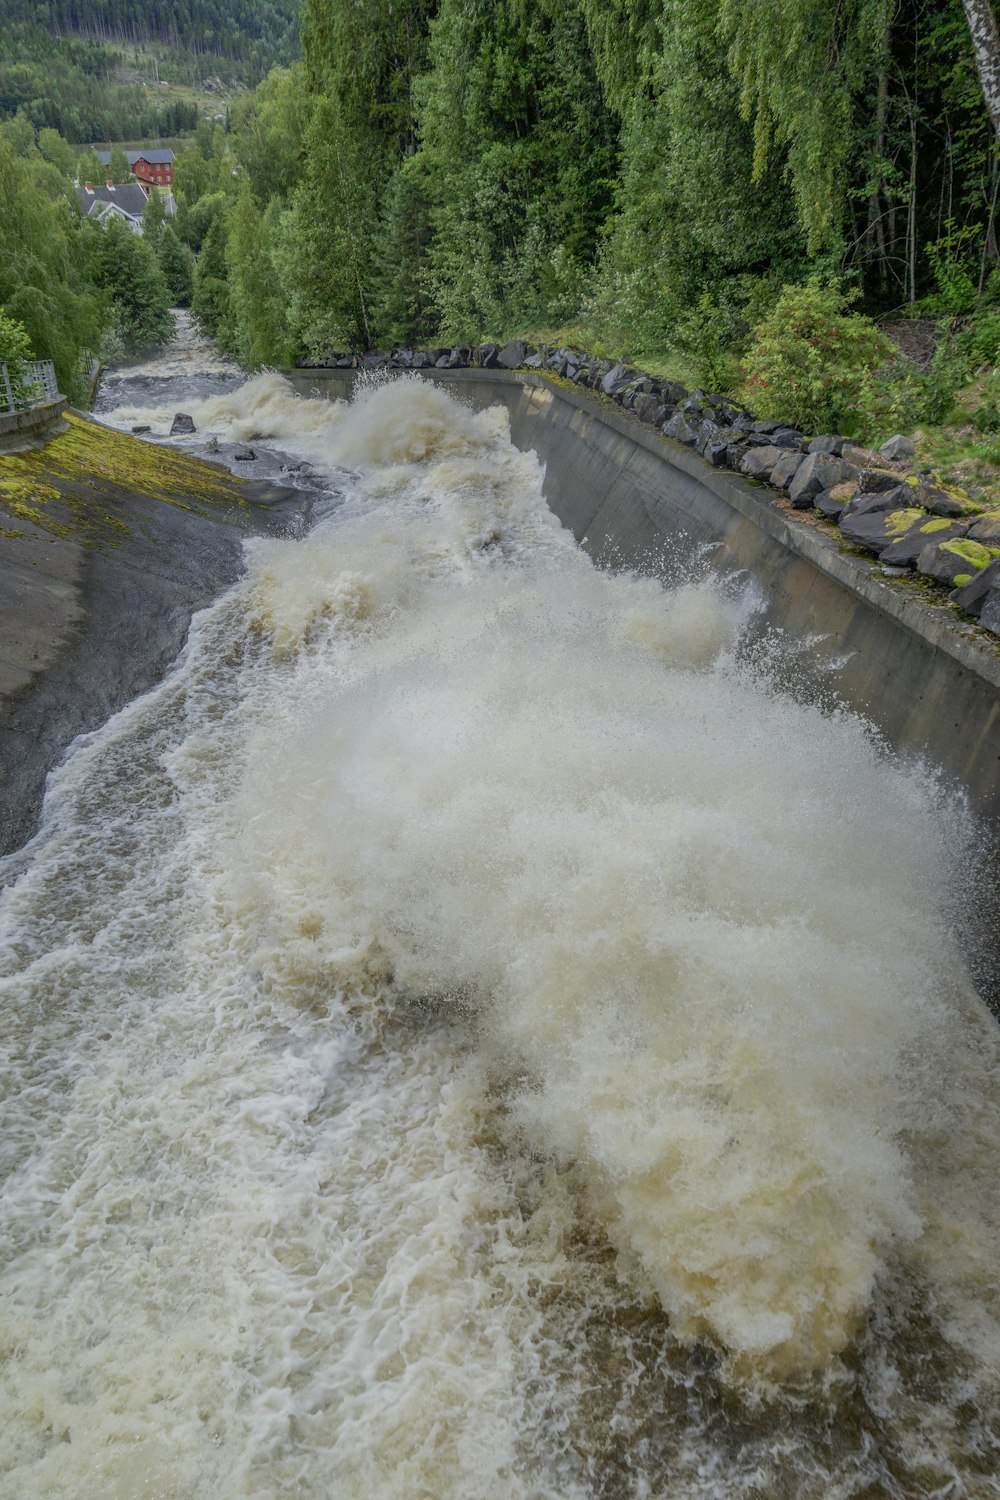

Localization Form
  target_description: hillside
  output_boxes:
[0,0,299,142]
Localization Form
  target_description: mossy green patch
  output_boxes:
[885,507,924,536]
[0,414,251,549]
[940,538,992,570]
[919,517,958,534]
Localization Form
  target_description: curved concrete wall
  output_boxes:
[285,365,1000,832]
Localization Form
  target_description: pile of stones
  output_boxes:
[294,340,1000,638]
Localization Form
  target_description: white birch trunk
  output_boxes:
[962,0,1000,136]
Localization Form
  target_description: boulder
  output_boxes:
[632,393,661,423]
[968,512,1000,545]
[601,362,627,396]
[704,440,730,468]
[815,487,849,521]
[807,434,846,455]
[739,445,786,480]
[879,434,916,461]
[910,483,969,519]
[788,451,853,507]
[498,339,528,368]
[660,380,688,406]
[770,427,806,451]
[842,485,910,520]
[855,467,902,493]
[695,420,727,455]
[663,413,699,446]
[232,444,257,461]
[981,589,1000,635]
[839,506,923,554]
[917,536,995,585]
[170,412,196,435]
[951,558,1000,617]
[477,344,500,368]
[131,424,151,435]
[880,515,967,568]
[751,418,783,435]
[769,450,806,489]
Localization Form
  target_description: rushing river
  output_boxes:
[2,324,1000,1497]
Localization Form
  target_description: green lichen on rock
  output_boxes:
[940,537,993,571]
[919,517,958,534]
[885,507,925,536]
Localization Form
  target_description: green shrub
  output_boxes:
[739,281,899,434]
[0,308,39,406]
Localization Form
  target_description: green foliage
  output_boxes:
[223,183,296,365]
[142,188,167,247]
[414,0,617,341]
[191,210,231,342]
[0,0,298,143]
[106,144,131,183]
[0,129,101,398]
[739,282,902,434]
[91,216,174,356]
[0,308,36,403]
[158,223,195,306]
[922,220,982,315]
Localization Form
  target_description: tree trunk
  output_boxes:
[962,0,1000,136]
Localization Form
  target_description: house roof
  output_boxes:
[96,148,175,166]
[77,184,150,221]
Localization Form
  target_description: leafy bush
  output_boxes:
[0,308,38,406]
[739,282,900,434]
[922,220,980,316]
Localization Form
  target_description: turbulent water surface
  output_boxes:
[2,331,1000,1498]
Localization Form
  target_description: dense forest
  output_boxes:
[187,0,1000,376]
[6,0,1000,464]
[0,0,299,142]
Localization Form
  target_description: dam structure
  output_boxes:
[1,341,1000,1498]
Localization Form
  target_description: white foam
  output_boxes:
[3,369,1000,1497]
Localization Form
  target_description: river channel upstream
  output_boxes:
[2,317,1000,1497]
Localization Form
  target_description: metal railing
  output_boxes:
[0,359,59,415]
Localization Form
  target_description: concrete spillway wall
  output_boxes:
[285,365,1000,835]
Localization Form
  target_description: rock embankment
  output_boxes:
[296,340,1000,638]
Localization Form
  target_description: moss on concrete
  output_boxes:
[0,413,251,549]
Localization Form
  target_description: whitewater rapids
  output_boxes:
[1,369,999,1497]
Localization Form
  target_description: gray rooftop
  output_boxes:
[77,184,150,220]
[96,148,175,166]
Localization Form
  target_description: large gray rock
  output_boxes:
[498,339,528,368]
[842,485,910,519]
[952,558,1000,616]
[788,452,853,507]
[880,434,916,461]
[739,445,786,480]
[839,508,910,553]
[663,413,699,446]
[232,445,257,461]
[170,412,196,435]
[968,513,1000,545]
[880,515,967,568]
[601,362,627,395]
[913,483,967,519]
[807,434,846,455]
[769,450,806,489]
[855,467,902,493]
[917,537,995,585]
[980,590,1000,635]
